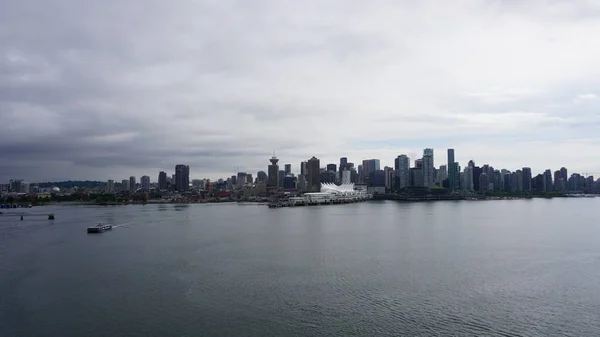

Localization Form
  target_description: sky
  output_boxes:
[1,0,600,182]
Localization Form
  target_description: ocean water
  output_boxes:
[1,199,600,336]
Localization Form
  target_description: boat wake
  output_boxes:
[111,222,133,228]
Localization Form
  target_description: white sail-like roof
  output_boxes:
[320,182,356,194]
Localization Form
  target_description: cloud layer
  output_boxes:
[2,0,600,182]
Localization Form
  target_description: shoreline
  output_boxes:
[3,193,597,208]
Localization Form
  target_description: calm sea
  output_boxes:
[1,199,600,336]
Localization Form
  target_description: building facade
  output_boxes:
[394,155,410,190]
[175,164,190,192]
[158,171,167,190]
[422,148,434,187]
[140,176,150,190]
[267,157,279,190]
[129,176,136,191]
[307,156,321,192]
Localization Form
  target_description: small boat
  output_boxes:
[87,222,113,233]
[48,214,55,220]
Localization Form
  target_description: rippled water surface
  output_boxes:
[2,199,600,336]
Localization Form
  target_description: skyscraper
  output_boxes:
[237,172,247,187]
[357,164,363,183]
[175,164,190,192]
[297,174,307,192]
[560,167,568,184]
[278,170,285,188]
[553,170,562,191]
[107,179,114,192]
[522,167,532,191]
[479,173,489,191]
[447,148,459,190]
[307,156,321,192]
[544,169,553,192]
[339,157,348,176]
[516,170,523,191]
[341,169,351,184]
[436,165,448,185]
[121,179,129,191]
[463,166,474,191]
[384,166,394,191]
[141,175,150,190]
[395,155,410,190]
[129,176,136,191]
[422,148,434,187]
[452,162,461,189]
[267,157,279,190]
[158,171,167,190]
[284,164,291,175]
[362,159,381,185]
[300,161,308,177]
[350,167,358,183]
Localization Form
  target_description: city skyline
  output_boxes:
[2,1,600,182]
[5,148,600,185]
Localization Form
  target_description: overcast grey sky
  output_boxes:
[1,0,600,182]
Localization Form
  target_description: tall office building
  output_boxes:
[257,171,267,182]
[350,167,358,183]
[297,174,307,192]
[422,148,434,187]
[516,170,524,191]
[121,179,129,191]
[437,165,448,185]
[544,169,552,192]
[447,149,455,178]
[129,176,136,191]
[394,155,410,190]
[447,148,459,190]
[326,164,337,172]
[479,173,490,191]
[362,159,381,185]
[307,156,321,192]
[492,170,502,191]
[357,164,364,183]
[175,164,190,191]
[384,166,394,190]
[158,171,167,190]
[300,161,308,177]
[141,176,150,190]
[463,166,474,191]
[560,167,568,184]
[107,179,114,192]
[237,172,247,187]
[410,167,424,187]
[284,164,291,175]
[341,170,351,184]
[268,157,280,190]
[278,170,285,188]
[9,179,22,193]
[522,167,532,191]
[339,157,348,176]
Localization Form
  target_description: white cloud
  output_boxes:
[1,0,600,181]
[574,93,598,104]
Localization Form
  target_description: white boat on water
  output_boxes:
[87,221,113,233]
